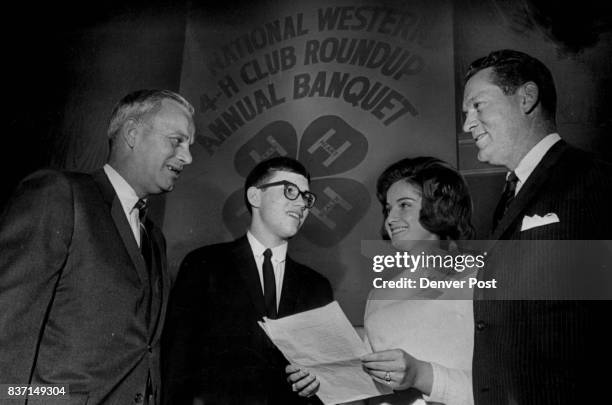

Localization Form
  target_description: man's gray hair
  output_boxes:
[107,89,195,140]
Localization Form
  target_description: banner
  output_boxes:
[166,0,456,322]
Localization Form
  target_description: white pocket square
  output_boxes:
[520,213,560,231]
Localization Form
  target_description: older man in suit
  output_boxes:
[162,156,333,404]
[0,89,195,404]
[462,49,612,404]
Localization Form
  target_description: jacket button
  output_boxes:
[134,393,144,403]
[476,320,486,331]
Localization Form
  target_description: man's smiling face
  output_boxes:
[254,170,310,243]
[131,98,194,197]
[462,67,525,169]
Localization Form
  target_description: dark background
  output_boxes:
[3,0,189,203]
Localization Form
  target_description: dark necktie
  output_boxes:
[135,201,155,405]
[135,198,157,328]
[492,171,519,231]
[262,248,278,319]
[134,199,152,269]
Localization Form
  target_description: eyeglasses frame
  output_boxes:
[256,180,317,208]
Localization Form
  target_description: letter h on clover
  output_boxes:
[222,115,371,247]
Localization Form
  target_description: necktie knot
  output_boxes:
[134,199,148,222]
[505,171,519,193]
[263,248,272,260]
[492,171,519,231]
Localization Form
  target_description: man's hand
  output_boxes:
[285,364,320,398]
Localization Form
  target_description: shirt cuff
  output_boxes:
[423,361,448,403]
[422,362,472,405]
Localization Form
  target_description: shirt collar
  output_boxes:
[246,231,288,264]
[103,164,141,214]
[513,133,561,185]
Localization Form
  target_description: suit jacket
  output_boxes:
[162,236,333,405]
[0,169,170,405]
[473,141,612,404]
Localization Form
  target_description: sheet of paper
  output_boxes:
[259,301,392,404]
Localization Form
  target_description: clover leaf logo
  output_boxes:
[222,115,371,247]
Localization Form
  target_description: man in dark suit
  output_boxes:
[0,89,195,404]
[162,156,333,404]
[462,49,612,404]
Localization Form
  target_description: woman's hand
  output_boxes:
[285,364,320,398]
[361,349,433,394]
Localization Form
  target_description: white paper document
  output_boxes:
[258,301,393,404]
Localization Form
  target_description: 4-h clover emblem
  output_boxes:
[222,115,371,247]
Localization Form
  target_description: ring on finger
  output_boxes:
[384,371,391,383]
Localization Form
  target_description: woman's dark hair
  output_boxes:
[376,157,475,241]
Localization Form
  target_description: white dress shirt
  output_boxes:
[512,133,561,195]
[103,164,143,246]
[246,231,287,310]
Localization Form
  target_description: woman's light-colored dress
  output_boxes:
[363,262,475,405]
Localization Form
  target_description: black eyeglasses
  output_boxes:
[257,180,317,209]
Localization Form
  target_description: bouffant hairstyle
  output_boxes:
[376,157,475,241]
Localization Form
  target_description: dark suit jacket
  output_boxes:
[473,141,612,404]
[0,169,169,405]
[162,236,333,405]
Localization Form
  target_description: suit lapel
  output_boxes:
[233,236,267,319]
[278,257,299,317]
[155,257,171,341]
[149,223,169,343]
[91,170,148,283]
[491,140,568,241]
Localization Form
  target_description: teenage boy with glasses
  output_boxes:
[162,156,333,405]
